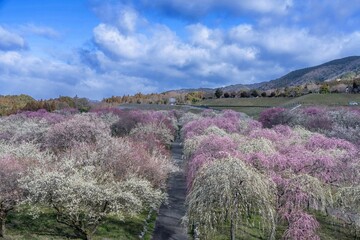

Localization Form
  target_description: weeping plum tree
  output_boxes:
[335,186,360,237]
[277,174,333,239]
[20,156,165,240]
[186,158,276,240]
[186,134,239,188]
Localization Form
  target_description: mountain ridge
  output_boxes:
[166,56,360,94]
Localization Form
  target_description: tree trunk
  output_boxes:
[0,217,5,238]
[269,211,277,240]
[230,218,236,240]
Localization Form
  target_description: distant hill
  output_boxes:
[165,88,214,94]
[165,85,251,94]
[250,56,360,90]
[167,56,360,93]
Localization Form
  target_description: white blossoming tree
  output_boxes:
[20,157,165,240]
[335,186,360,237]
[0,142,45,238]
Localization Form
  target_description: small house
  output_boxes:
[169,98,176,105]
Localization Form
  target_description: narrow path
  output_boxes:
[152,132,188,240]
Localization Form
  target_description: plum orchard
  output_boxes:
[20,157,164,240]
[259,106,360,145]
[181,110,360,239]
[0,108,178,240]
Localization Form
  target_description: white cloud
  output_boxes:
[0,26,27,51]
[228,24,360,65]
[261,28,359,65]
[232,0,293,14]
[219,45,258,62]
[90,1,147,33]
[229,24,256,43]
[186,24,222,49]
[88,19,270,88]
[0,50,159,99]
[0,51,22,66]
[116,7,139,33]
[0,51,86,84]
[93,23,145,59]
[144,0,293,17]
[20,24,60,38]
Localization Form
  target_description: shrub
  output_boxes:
[111,110,177,137]
[259,108,288,128]
[130,122,174,148]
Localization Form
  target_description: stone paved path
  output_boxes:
[152,133,188,240]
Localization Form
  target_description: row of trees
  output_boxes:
[0,94,34,116]
[102,78,360,107]
[102,91,206,105]
[180,109,360,239]
[213,79,360,99]
[21,96,92,113]
[259,106,360,145]
[0,108,178,239]
[2,77,359,116]
[0,95,93,116]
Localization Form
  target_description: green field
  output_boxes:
[200,211,357,240]
[118,103,204,113]
[280,93,360,107]
[196,94,360,117]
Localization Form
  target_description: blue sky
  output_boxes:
[0,0,360,99]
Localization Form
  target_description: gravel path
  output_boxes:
[152,133,189,240]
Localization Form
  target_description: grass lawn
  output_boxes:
[198,97,290,107]
[196,94,360,117]
[4,207,156,240]
[280,93,360,107]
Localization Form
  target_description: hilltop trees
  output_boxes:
[215,88,223,98]
[0,94,35,116]
[319,84,330,94]
[185,92,204,103]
